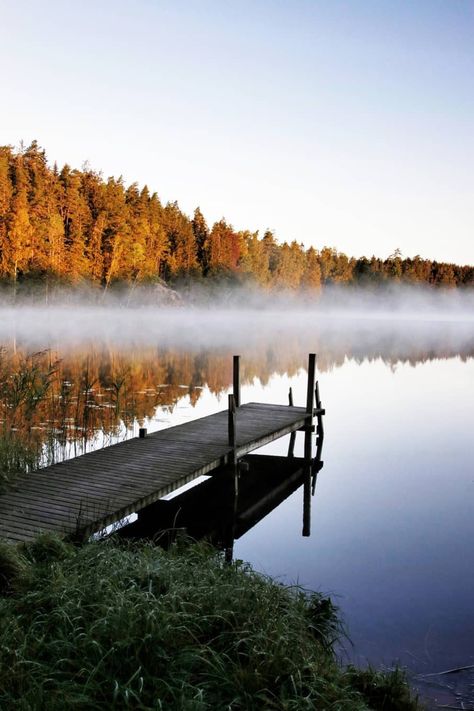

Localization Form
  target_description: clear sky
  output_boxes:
[1,0,473,264]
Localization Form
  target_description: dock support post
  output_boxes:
[287,386,295,457]
[226,392,239,563]
[302,433,312,537]
[303,472,311,537]
[304,354,316,459]
[315,380,321,409]
[224,481,236,563]
[306,353,316,417]
[233,355,241,408]
[287,431,296,458]
[228,393,238,505]
[228,394,236,447]
[302,353,316,537]
[314,380,324,465]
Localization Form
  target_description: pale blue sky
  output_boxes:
[1,0,473,264]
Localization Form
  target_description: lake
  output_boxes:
[1,304,473,708]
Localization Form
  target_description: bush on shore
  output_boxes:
[0,535,421,710]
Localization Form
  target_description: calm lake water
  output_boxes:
[2,305,473,708]
[235,357,474,707]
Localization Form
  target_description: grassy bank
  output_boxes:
[0,535,420,710]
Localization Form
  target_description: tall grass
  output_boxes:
[0,536,421,710]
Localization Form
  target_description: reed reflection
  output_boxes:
[0,318,472,487]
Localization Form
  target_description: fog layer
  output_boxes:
[1,285,473,361]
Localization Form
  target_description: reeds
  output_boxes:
[0,349,57,488]
[0,350,138,489]
[0,536,421,710]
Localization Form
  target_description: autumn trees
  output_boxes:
[0,142,472,292]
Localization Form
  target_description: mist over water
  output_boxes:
[1,285,474,365]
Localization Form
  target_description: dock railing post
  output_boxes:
[233,355,241,408]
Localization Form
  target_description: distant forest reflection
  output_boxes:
[1,314,473,479]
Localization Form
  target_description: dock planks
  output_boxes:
[0,402,317,544]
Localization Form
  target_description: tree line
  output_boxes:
[0,141,472,290]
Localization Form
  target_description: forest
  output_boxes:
[1,141,472,291]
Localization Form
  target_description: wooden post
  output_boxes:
[303,354,316,461]
[304,428,312,461]
[302,426,313,536]
[314,380,324,463]
[315,380,321,409]
[233,355,241,408]
[228,394,236,448]
[226,390,239,563]
[224,542,234,564]
[303,470,311,537]
[288,386,294,407]
[224,463,238,564]
[302,353,316,536]
[306,353,316,417]
[287,431,296,458]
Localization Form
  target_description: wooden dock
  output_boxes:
[0,355,325,544]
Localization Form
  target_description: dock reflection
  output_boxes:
[118,452,324,559]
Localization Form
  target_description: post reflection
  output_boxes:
[118,442,324,558]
